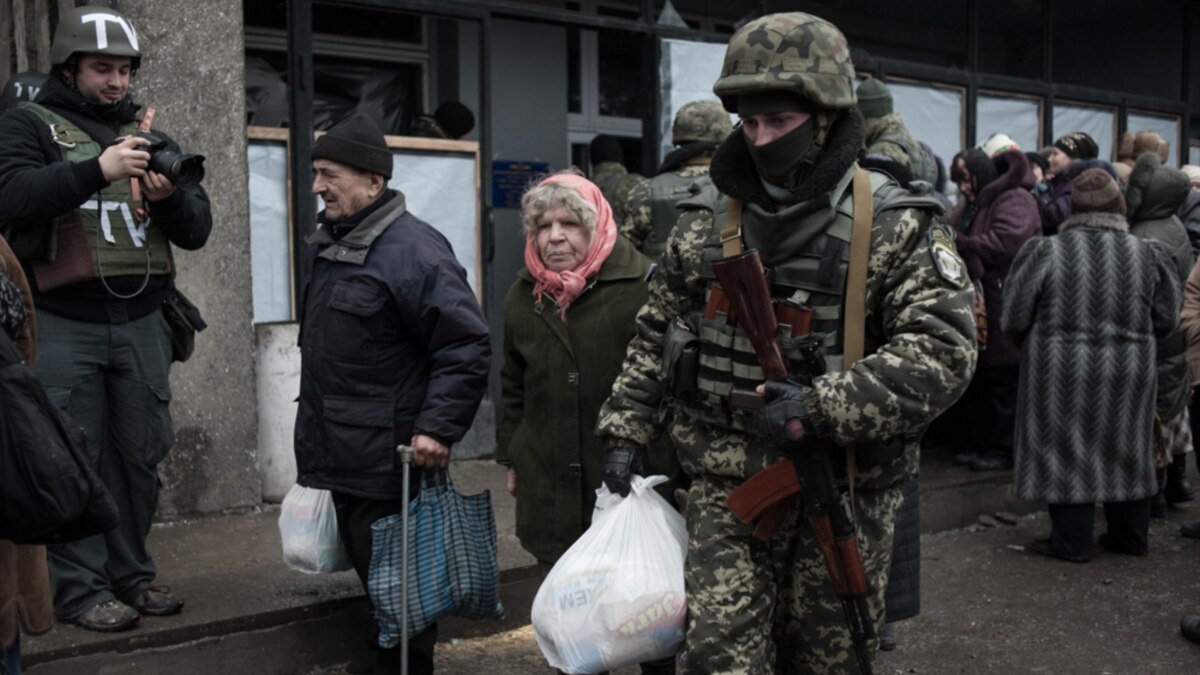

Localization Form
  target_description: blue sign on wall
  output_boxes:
[493,160,551,209]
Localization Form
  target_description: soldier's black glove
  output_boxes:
[600,446,650,497]
[760,380,813,445]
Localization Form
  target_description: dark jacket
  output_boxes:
[0,76,211,321]
[294,190,491,500]
[1036,159,1117,236]
[1127,153,1195,420]
[497,236,678,563]
[1002,211,1180,503]
[952,150,1041,366]
[0,235,53,649]
[1178,190,1200,259]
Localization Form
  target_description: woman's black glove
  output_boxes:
[600,446,649,497]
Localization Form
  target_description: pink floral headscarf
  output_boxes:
[523,173,618,318]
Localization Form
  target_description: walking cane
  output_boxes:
[397,444,415,675]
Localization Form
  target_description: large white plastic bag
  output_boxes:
[531,475,687,674]
[278,484,352,574]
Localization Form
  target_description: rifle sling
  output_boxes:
[721,167,873,532]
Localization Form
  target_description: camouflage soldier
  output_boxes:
[589,134,643,224]
[856,77,938,186]
[619,99,732,259]
[597,13,976,674]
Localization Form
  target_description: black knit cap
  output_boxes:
[1071,167,1126,216]
[312,113,392,179]
[1025,151,1049,173]
[434,101,475,139]
[1054,132,1098,161]
[590,134,624,165]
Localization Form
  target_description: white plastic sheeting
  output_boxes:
[247,141,481,324]
[1052,104,1115,161]
[888,81,963,171]
[976,95,1040,153]
[388,151,480,292]
[1128,112,1181,166]
[658,38,731,162]
[248,142,292,324]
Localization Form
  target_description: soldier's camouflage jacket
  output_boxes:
[592,161,643,225]
[597,110,977,490]
[864,112,937,185]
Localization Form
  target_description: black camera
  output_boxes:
[137,132,205,187]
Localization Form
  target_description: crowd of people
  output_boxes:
[3,5,1200,675]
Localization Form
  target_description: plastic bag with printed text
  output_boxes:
[531,475,687,674]
[278,484,352,574]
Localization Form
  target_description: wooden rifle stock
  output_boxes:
[714,248,875,674]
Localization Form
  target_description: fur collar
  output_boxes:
[976,150,1033,207]
[1059,211,1129,234]
[658,141,718,175]
[709,108,865,210]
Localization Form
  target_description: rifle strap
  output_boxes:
[843,166,873,519]
[721,198,743,257]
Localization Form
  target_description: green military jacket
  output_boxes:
[592,161,643,226]
[864,113,937,186]
[597,164,977,489]
[496,236,679,563]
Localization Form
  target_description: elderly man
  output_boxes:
[294,113,491,674]
[0,5,211,633]
[597,12,975,674]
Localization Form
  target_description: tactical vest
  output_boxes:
[667,166,944,433]
[18,103,170,290]
[643,169,701,259]
[875,126,938,186]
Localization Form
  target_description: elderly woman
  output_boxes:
[0,235,54,675]
[1002,169,1181,562]
[948,148,1040,472]
[496,171,678,673]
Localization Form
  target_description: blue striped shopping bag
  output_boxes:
[368,468,506,647]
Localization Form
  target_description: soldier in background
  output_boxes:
[596,12,975,673]
[855,77,938,185]
[588,134,643,225]
[619,99,732,259]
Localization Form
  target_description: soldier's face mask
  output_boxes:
[745,115,816,186]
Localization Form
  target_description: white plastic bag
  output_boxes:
[531,475,687,674]
[278,484,351,574]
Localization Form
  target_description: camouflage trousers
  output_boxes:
[681,473,902,675]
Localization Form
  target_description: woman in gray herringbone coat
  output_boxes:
[1001,168,1182,562]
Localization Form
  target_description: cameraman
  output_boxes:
[0,6,211,632]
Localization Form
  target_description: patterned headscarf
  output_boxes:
[522,173,618,319]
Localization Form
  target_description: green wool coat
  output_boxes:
[497,236,678,563]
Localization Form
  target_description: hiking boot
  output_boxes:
[1165,458,1195,506]
[66,599,140,632]
[1151,490,1168,519]
[125,585,183,616]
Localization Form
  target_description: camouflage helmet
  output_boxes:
[713,12,856,113]
[51,5,141,69]
[672,99,733,144]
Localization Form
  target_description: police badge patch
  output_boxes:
[928,224,967,288]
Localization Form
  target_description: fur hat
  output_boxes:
[1054,132,1098,161]
[1181,164,1200,188]
[312,113,392,179]
[1071,167,1126,216]
[433,101,475,139]
[980,133,1020,158]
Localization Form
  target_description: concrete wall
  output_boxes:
[117,0,260,515]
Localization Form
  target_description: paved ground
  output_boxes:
[308,508,1200,674]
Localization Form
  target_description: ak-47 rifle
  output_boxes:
[711,248,875,675]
